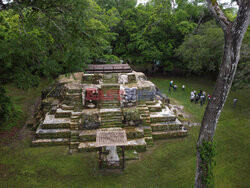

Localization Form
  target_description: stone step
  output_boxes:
[79,130,96,142]
[70,122,79,129]
[143,127,152,137]
[150,112,176,123]
[70,135,79,139]
[100,100,120,104]
[101,121,123,127]
[72,112,82,116]
[100,113,122,118]
[140,116,150,120]
[138,107,148,111]
[152,129,188,139]
[125,138,147,152]
[71,116,80,122]
[32,138,69,146]
[69,142,80,149]
[70,138,79,142]
[145,136,154,146]
[140,114,149,118]
[100,105,120,108]
[124,127,144,139]
[146,100,157,105]
[101,119,123,124]
[61,104,74,110]
[35,127,71,139]
[101,124,123,128]
[42,115,71,129]
[148,104,162,112]
[78,141,98,152]
[55,108,72,118]
[100,108,122,114]
[151,119,182,131]
[71,130,80,136]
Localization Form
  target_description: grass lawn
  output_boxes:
[1,79,52,131]
[0,76,249,187]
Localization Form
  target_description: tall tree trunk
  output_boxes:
[195,1,250,187]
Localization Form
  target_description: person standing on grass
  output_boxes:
[198,90,202,98]
[195,94,199,104]
[202,91,206,103]
[170,80,173,87]
[200,95,204,106]
[207,94,211,102]
[233,98,238,108]
[182,85,185,91]
[173,84,177,92]
[191,92,195,103]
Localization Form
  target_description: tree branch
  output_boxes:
[206,0,232,32]
[232,0,250,44]
[29,5,63,33]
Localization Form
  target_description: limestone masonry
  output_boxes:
[32,64,187,156]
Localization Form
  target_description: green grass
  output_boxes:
[0,76,249,187]
[2,79,52,131]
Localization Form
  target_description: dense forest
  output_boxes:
[0,0,249,128]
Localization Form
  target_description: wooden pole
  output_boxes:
[122,146,125,169]
[99,147,102,169]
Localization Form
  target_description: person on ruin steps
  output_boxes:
[233,98,238,108]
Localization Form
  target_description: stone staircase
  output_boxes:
[100,108,123,127]
[143,126,154,146]
[32,104,82,147]
[150,106,187,139]
[63,87,83,111]
[99,84,121,109]
[69,131,80,150]
[32,114,71,146]
[147,100,163,112]
[138,104,150,126]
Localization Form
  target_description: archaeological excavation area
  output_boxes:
[32,64,187,168]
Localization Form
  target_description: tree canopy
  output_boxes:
[0,0,249,127]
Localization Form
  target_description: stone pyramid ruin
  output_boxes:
[32,64,187,158]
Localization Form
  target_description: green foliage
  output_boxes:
[112,0,204,73]
[0,0,120,89]
[123,108,140,121]
[198,141,216,187]
[0,86,21,129]
[176,21,224,75]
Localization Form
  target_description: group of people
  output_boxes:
[169,80,185,92]
[190,90,211,106]
[168,80,238,108]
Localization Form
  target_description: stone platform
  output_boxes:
[32,67,187,156]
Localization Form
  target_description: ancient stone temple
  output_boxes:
[32,64,187,167]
